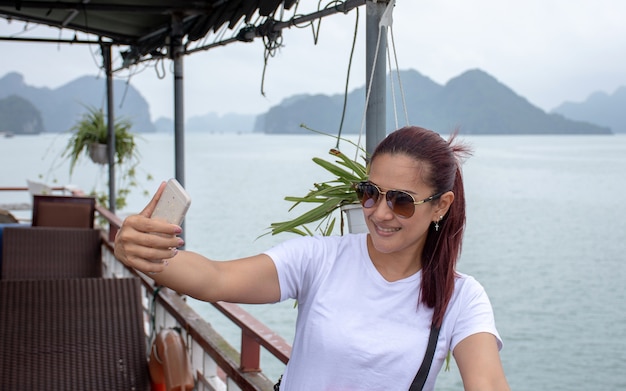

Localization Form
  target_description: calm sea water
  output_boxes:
[2,132,625,390]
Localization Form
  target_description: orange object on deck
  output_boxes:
[149,329,195,391]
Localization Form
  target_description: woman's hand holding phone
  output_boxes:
[114,179,191,274]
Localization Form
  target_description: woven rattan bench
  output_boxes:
[0,277,149,390]
[1,226,102,280]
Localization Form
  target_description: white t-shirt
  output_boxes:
[264,233,502,391]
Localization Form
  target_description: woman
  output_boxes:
[114,126,510,390]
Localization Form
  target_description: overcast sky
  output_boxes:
[1,0,625,121]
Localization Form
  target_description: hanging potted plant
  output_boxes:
[61,105,151,211]
[63,105,136,172]
[269,126,369,237]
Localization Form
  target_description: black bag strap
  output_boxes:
[408,325,441,391]
[274,325,441,391]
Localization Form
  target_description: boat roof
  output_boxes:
[0,0,380,208]
[0,0,299,66]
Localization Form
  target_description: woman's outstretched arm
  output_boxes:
[114,181,280,304]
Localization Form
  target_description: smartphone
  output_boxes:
[151,178,191,225]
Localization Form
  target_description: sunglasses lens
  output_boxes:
[356,182,379,208]
[356,182,418,218]
[388,190,415,218]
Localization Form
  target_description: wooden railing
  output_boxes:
[1,187,292,391]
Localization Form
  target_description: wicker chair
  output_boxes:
[0,277,150,390]
[32,194,96,228]
[1,226,102,280]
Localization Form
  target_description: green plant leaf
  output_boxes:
[270,197,344,235]
[267,125,370,237]
[60,104,152,213]
[270,152,367,236]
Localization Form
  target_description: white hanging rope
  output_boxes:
[388,24,410,126]
[387,42,399,130]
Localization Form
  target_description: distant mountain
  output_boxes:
[187,112,256,133]
[552,86,626,133]
[0,72,155,133]
[255,69,612,135]
[154,117,173,133]
[153,113,256,133]
[430,70,610,134]
[2,69,619,135]
[0,94,44,134]
[254,70,444,135]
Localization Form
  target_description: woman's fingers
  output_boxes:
[114,213,183,270]
[125,213,182,237]
[121,239,178,273]
[140,181,167,217]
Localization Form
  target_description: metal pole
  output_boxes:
[365,0,388,155]
[102,43,116,213]
[171,14,186,237]
[171,15,185,187]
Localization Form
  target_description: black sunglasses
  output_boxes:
[354,181,442,218]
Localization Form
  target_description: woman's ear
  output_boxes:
[434,191,454,218]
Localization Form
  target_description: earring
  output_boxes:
[434,216,443,232]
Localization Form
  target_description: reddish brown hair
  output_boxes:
[370,126,472,327]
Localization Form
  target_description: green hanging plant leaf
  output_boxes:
[267,143,368,237]
[61,104,152,215]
